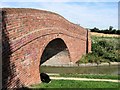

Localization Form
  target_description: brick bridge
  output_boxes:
[2,8,91,88]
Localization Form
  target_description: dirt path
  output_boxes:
[50,77,119,83]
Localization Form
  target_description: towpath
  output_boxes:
[50,77,119,83]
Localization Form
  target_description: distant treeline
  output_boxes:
[89,26,120,35]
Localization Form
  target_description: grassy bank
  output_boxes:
[77,34,120,65]
[31,80,119,88]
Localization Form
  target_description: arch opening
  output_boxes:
[40,38,71,66]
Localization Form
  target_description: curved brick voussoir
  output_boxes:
[2,8,91,88]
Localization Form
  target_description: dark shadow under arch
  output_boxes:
[40,38,70,65]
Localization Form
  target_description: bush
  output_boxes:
[78,53,109,65]
[91,36,119,62]
[78,36,120,64]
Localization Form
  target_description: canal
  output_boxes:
[40,65,119,75]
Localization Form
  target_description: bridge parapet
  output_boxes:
[2,8,86,42]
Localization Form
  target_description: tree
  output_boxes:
[108,26,114,34]
[116,30,120,34]
[90,27,99,32]
[109,26,113,31]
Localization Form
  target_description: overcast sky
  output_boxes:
[0,0,119,29]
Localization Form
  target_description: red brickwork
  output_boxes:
[2,8,91,88]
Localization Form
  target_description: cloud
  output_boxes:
[34,2,118,29]
[0,2,118,29]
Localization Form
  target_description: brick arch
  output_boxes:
[2,8,91,88]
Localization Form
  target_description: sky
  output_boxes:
[0,0,119,29]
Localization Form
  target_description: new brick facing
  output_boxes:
[1,8,91,88]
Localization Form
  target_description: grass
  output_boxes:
[31,80,119,88]
[48,74,119,80]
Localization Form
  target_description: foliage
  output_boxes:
[77,36,120,64]
[78,53,110,65]
[90,26,120,35]
[91,36,120,62]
